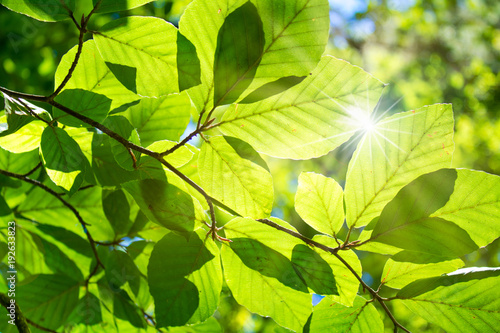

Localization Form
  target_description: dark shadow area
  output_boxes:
[177,31,201,91]
[223,136,270,171]
[91,133,139,186]
[229,237,308,293]
[241,76,306,104]
[291,244,338,296]
[138,179,195,233]
[105,62,138,94]
[214,1,264,105]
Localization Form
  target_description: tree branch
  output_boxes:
[0,169,103,271]
[26,319,57,333]
[0,86,47,103]
[0,292,31,333]
[50,15,86,99]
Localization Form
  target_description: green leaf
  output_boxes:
[91,133,140,186]
[53,89,112,128]
[3,227,52,277]
[95,277,146,329]
[0,120,45,153]
[17,186,115,241]
[93,0,154,14]
[381,251,464,289]
[0,146,40,174]
[295,172,344,236]
[102,189,133,238]
[2,92,51,132]
[222,217,312,331]
[66,292,103,326]
[148,230,222,327]
[370,169,478,257]
[312,235,361,307]
[180,0,330,112]
[40,126,89,191]
[94,16,200,97]
[345,104,455,228]
[19,221,94,277]
[17,274,80,330]
[0,0,75,22]
[213,1,264,105]
[105,249,142,296]
[103,116,141,171]
[199,135,273,218]
[122,93,192,146]
[306,296,384,333]
[430,169,500,247]
[397,267,500,332]
[122,178,204,234]
[54,40,139,112]
[164,317,222,333]
[146,140,194,168]
[219,56,385,159]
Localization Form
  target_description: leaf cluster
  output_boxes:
[0,1,499,332]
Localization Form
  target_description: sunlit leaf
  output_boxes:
[180,0,330,112]
[345,103,454,228]
[381,251,464,289]
[0,119,45,153]
[306,296,383,333]
[312,235,362,307]
[40,126,89,191]
[222,217,312,332]
[430,169,500,247]
[198,135,273,218]
[219,56,385,159]
[122,93,192,146]
[397,267,500,332]
[295,172,344,236]
[94,16,200,97]
[0,0,75,22]
[55,40,139,112]
[17,186,114,241]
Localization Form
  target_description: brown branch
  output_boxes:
[22,162,42,177]
[1,88,410,331]
[0,292,31,333]
[26,319,57,333]
[15,98,51,125]
[50,15,86,99]
[0,86,47,103]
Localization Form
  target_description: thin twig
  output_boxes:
[22,162,42,177]
[50,16,86,99]
[26,319,57,333]
[0,86,47,103]
[0,169,103,271]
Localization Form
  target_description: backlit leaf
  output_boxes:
[219,56,385,159]
[345,104,454,228]
[295,172,344,236]
[199,135,273,218]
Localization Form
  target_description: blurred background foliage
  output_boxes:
[0,0,499,332]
